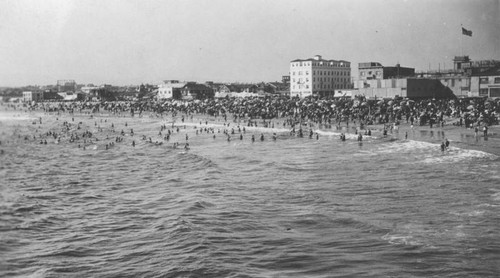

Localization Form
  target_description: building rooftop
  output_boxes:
[291,55,350,64]
[471,66,500,76]
[359,62,383,68]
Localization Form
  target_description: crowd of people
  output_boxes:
[2,95,498,154]
[24,95,500,130]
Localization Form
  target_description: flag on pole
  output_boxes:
[462,27,472,37]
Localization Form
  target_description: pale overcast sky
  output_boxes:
[0,0,499,86]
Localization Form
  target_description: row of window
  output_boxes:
[480,77,500,84]
[292,77,349,83]
[360,71,382,76]
[292,70,350,76]
[292,84,349,90]
[291,62,349,67]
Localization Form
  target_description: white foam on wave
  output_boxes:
[421,146,498,164]
[371,139,498,164]
[315,129,377,141]
[381,233,421,246]
[171,121,292,134]
[450,210,486,217]
[477,203,499,208]
[491,192,500,201]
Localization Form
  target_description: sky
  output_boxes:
[0,0,499,86]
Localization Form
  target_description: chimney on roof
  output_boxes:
[314,55,322,60]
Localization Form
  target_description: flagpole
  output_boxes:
[460,24,463,57]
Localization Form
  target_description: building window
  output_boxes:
[494,77,500,84]
[480,78,488,84]
[491,88,500,97]
[479,88,488,96]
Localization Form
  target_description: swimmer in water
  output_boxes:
[251,135,255,142]
[445,138,450,149]
[440,142,446,152]
[260,134,264,141]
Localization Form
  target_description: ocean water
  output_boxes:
[1,110,500,278]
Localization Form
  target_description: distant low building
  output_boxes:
[81,85,114,101]
[212,83,260,98]
[470,67,500,98]
[268,82,289,96]
[42,90,63,101]
[354,78,455,99]
[358,62,415,81]
[57,80,76,93]
[214,84,232,98]
[415,56,500,98]
[157,80,186,100]
[22,91,44,102]
[58,92,84,101]
[180,83,214,100]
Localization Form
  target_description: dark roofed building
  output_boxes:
[358,62,415,81]
[179,83,214,100]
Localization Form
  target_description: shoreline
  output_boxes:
[1,105,500,156]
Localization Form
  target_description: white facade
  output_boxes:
[290,55,351,98]
[22,91,43,102]
[157,80,186,99]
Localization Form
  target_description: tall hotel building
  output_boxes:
[290,55,351,98]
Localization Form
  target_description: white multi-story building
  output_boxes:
[157,80,187,99]
[290,55,351,98]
